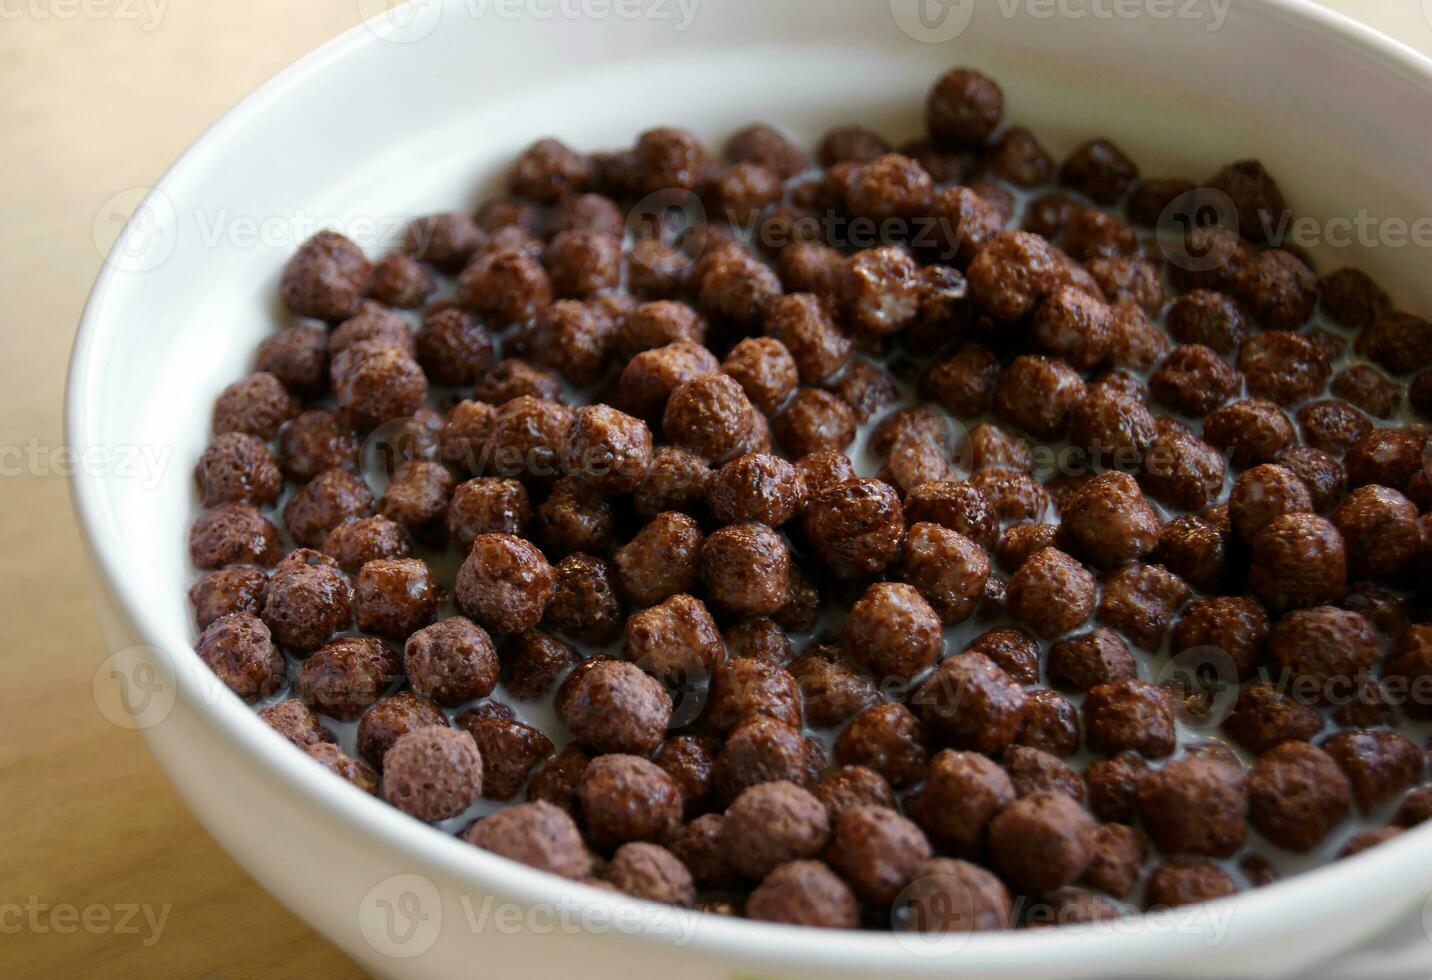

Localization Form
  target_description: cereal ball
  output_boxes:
[1048,629,1135,693]
[669,813,737,887]
[1140,425,1226,511]
[435,400,494,476]
[1346,428,1424,493]
[527,301,612,386]
[459,715,553,801]
[1247,742,1351,852]
[968,232,1061,322]
[543,231,622,300]
[279,230,370,321]
[397,616,497,707]
[559,659,672,756]
[602,843,695,906]
[189,566,267,630]
[1238,330,1331,407]
[1356,311,1432,375]
[818,125,890,166]
[653,735,717,819]
[1322,730,1424,813]
[352,557,436,641]
[899,523,990,625]
[1248,514,1347,613]
[403,212,484,272]
[958,627,1036,687]
[906,750,1014,857]
[624,594,723,686]
[494,629,572,702]
[1275,446,1344,514]
[720,781,831,880]
[446,477,529,553]
[1149,345,1242,417]
[720,337,799,416]
[967,468,1048,525]
[1166,289,1248,354]
[722,618,788,665]
[911,654,1027,755]
[926,68,1003,147]
[833,703,928,790]
[835,248,921,339]
[1332,363,1400,419]
[617,300,704,359]
[772,388,857,458]
[993,355,1086,441]
[1079,823,1146,899]
[816,767,897,820]
[260,698,332,749]
[524,742,589,815]
[378,460,455,538]
[706,658,802,736]
[195,613,284,703]
[711,717,811,804]
[1385,625,1432,719]
[1006,548,1097,639]
[507,137,591,203]
[746,861,859,928]
[1228,463,1313,543]
[776,242,843,300]
[367,252,433,310]
[456,247,552,326]
[1170,596,1269,679]
[321,515,408,574]
[579,753,684,850]
[1396,787,1432,827]
[356,691,446,771]
[1086,256,1165,315]
[1137,758,1248,858]
[195,432,282,509]
[1203,398,1297,469]
[189,503,281,570]
[700,522,790,618]
[842,582,943,682]
[724,123,809,178]
[1124,175,1195,227]
[986,125,1054,187]
[1058,138,1138,204]
[533,477,614,558]
[1084,679,1175,758]
[212,372,297,441]
[1084,752,1149,823]
[1230,249,1319,330]
[631,126,707,194]
[897,858,1013,934]
[825,805,932,907]
[800,478,905,581]
[790,654,878,730]
[661,373,762,465]
[278,410,359,485]
[1096,562,1189,652]
[919,342,998,419]
[557,405,652,495]
[1319,267,1391,329]
[1224,683,1323,755]
[1206,159,1286,243]
[764,293,853,384]
[303,742,378,794]
[1058,472,1161,570]
[845,156,932,225]
[904,480,998,550]
[260,549,351,653]
[612,513,702,609]
[708,454,805,529]
[283,469,373,550]
[256,325,329,399]
[330,341,428,434]
[1068,385,1158,468]
[1028,286,1113,371]
[472,359,563,405]
[633,447,712,519]
[695,245,783,331]
[542,554,624,645]
[454,533,554,635]
[296,635,400,722]
[988,792,1095,894]
[1016,690,1082,758]
[461,801,592,879]
[926,186,1001,265]
[1333,485,1420,581]
[997,523,1059,574]
[485,395,573,484]
[1146,860,1237,909]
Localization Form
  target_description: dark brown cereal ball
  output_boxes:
[619,300,706,358]
[670,813,738,888]
[790,654,878,730]
[1274,446,1343,514]
[1149,344,1242,418]
[524,742,589,816]
[960,627,1037,687]
[720,781,831,880]
[908,749,1016,857]
[1058,472,1161,570]
[302,742,378,794]
[1332,364,1400,420]
[259,549,351,653]
[456,248,553,326]
[968,468,1050,525]
[506,137,591,204]
[708,453,806,528]
[898,858,1013,934]
[329,302,413,355]
[380,726,482,822]
[1321,730,1424,813]
[843,154,930,225]
[911,653,1028,755]
[1096,562,1189,652]
[603,842,695,906]
[654,735,717,819]
[1063,207,1137,262]
[257,325,329,398]
[1006,745,1085,803]
[919,342,998,419]
[1084,679,1175,758]
[777,242,844,300]
[543,231,622,300]
[459,715,553,801]
[1230,249,1319,331]
[195,432,283,509]
[279,230,370,322]
[633,447,712,520]
[817,766,897,819]
[403,213,484,272]
[968,231,1061,321]
[1028,286,1113,372]
[1356,311,1432,375]
[898,523,990,626]
[454,533,554,635]
[763,293,853,384]
[723,618,790,664]
[367,252,433,310]
[926,185,1002,265]
[1137,757,1248,858]
[212,372,297,441]
[993,355,1086,441]
[1333,485,1420,581]
[1346,428,1425,493]
[1016,690,1081,758]
[1170,596,1269,680]
[870,405,952,458]
[1106,301,1173,371]
[297,636,400,721]
[549,193,624,240]
[498,630,574,703]
[559,659,672,757]
[1320,267,1391,329]
[986,126,1054,188]
[841,582,942,683]
[1078,823,1146,899]
[260,698,333,749]
[1021,191,1080,239]
[278,411,358,484]
[1146,860,1237,908]
[1228,463,1314,543]
[904,480,998,551]
[1385,625,1432,720]
[485,395,573,484]
[662,373,762,465]
[330,342,428,433]
[194,613,284,703]
[723,123,809,179]
[1248,513,1347,614]
[529,300,613,386]
[1006,548,1097,640]
[631,126,708,195]
[825,805,932,907]
[833,703,928,790]
[352,557,436,641]
[721,338,799,417]
[189,566,268,630]
[1338,827,1404,859]
[746,860,860,929]
[1059,138,1140,204]
[1203,398,1296,469]
[818,125,890,166]
[400,616,497,707]
[1239,331,1331,407]
[436,400,495,475]
[926,68,1003,147]
[700,522,791,618]
[1083,752,1148,824]
[283,469,374,550]
[378,460,455,538]
[624,593,723,687]
[988,791,1096,894]
[706,658,802,736]
[1166,224,1253,295]
[696,246,783,332]
[321,514,408,575]
[796,452,857,499]
[711,717,812,805]
[462,800,593,879]
[472,359,563,405]
[533,477,614,558]
[800,478,906,581]
[356,691,446,770]
[1140,423,1225,510]
[1244,741,1351,852]
[542,554,624,646]
[1048,629,1135,693]
[1085,255,1165,315]
[558,405,652,495]
[1166,289,1249,355]
[1206,159,1286,243]
[837,246,921,338]
[612,513,703,608]
[1067,384,1158,468]
[996,523,1059,574]
[446,477,530,553]
[1396,786,1432,827]
[1125,175,1196,227]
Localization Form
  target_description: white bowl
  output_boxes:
[68,0,1432,975]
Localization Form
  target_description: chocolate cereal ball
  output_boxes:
[1223,682,1323,755]
[1203,398,1297,469]
[1356,310,1432,375]
[706,658,802,736]
[1004,745,1084,801]
[613,512,703,608]
[843,582,943,682]
[485,395,573,485]
[257,325,328,398]
[663,373,763,465]
[1059,138,1138,205]
[1149,344,1242,417]
[710,717,812,805]
[800,478,905,581]
[368,253,434,310]
[447,478,531,552]
[603,842,695,906]
[817,766,897,818]
[195,433,282,508]
[899,523,990,625]
[709,453,806,528]
[907,750,1015,856]
[354,557,436,641]
[473,359,563,405]
[926,68,1003,147]
[278,410,359,484]
[260,698,332,749]
[833,703,929,790]
[1016,689,1082,757]
[1137,757,1248,858]
[456,247,553,326]
[1048,629,1135,693]
[746,861,860,929]
[280,230,370,322]
[330,342,428,433]
[321,515,409,574]
[633,447,712,519]
[461,801,593,879]
[1096,562,1190,652]
[1170,596,1269,679]
[543,554,624,645]
[1332,485,1420,582]
[461,715,554,801]
[898,858,1013,934]
[1321,729,1424,813]
[1084,679,1175,758]
[261,549,352,654]
[912,653,1028,756]
[791,654,878,729]
[1084,752,1149,824]
[1230,249,1319,331]
[212,372,297,441]
[764,293,853,384]
[534,477,614,558]
[380,726,482,822]
[579,754,684,850]
[1248,513,1347,613]
[1140,425,1226,512]
[357,691,447,770]
[500,629,577,702]
[624,593,723,686]
[1228,463,1313,543]
[284,469,373,550]
[195,613,284,703]
[1146,860,1237,909]
[670,813,737,888]
[189,566,267,630]
[297,636,400,721]
[722,338,799,416]
[455,533,555,635]
[1268,605,1376,706]
[988,791,1095,894]
[558,655,670,754]
[720,781,831,880]
[1006,548,1097,639]
[1248,741,1351,852]
[773,388,858,458]
[1166,289,1248,354]
[826,805,932,907]
[993,354,1086,442]
[966,627,1041,686]
[403,616,499,706]
[1058,472,1161,570]
[654,735,717,818]
[701,522,791,618]
[904,480,998,550]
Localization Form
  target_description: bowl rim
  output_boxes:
[65,0,1432,971]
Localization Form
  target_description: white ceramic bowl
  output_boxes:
[68,0,1432,974]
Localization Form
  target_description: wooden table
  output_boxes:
[2,2,1428,977]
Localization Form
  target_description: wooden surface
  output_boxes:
[1,2,1428,977]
